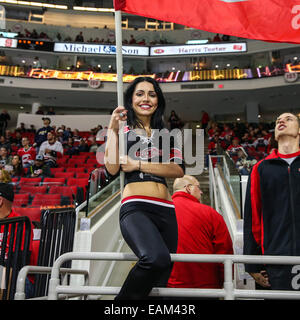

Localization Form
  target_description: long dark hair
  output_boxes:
[124,77,166,130]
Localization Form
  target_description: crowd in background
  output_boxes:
[0,115,105,183]
[11,27,232,46]
[206,120,277,175]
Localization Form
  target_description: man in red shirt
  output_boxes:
[17,137,36,168]
[167,175,233,293]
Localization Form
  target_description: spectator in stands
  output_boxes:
[27,154,51,178]
[56,128,64,145]
[78,139,89,152]
[18,136,36,168]
[0,146,12,166]
[10,154,24,178]
[17,122,27,133]
[75,31,84,42]
[4,130,14,145]
[219,124,233,149]
[0,109,11,135]
[252,132,269,152]
[0,135,10,151]
[137,39,146,45]
[39,131,63,168]
[47,107,55,115]
[33,57,42,69]
[167,175,233,293]
[10,131,22,148]
[206,132,219,168]
[129,34,137,44]
[168,110,183,130]
[35,106,44,115]
[213,33,221,42]
[226,137,243,158]
[72,129,82,143]
[30,29,38,39]
[64,137,78,156]
[54,33,62,41]
[89,136,98,153]
[201,110,210,133]
[34,117,54,148]
[0,169,11,183]
[235,149,257,175]
[244,112,300,290]
[28,125,36,134]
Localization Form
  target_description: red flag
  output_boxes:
[114,0,300,43]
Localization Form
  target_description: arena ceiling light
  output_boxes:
[73,6,115,13]
[0,0,68,9]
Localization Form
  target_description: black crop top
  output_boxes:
[105,126,185,187]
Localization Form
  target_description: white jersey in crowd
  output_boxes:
[39,140,64,165]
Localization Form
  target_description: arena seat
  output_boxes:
[76,173,90,179]
[49,186,75,205]
[13,207,42,222]
[71,155,89,161]
[67,158,84,167]
[66,167,85,173]
[53,172,75,179]
[50,167,65,175]
[67,178,89,200]
[19,177,42,186]
[31,193,61,206]
[43,177,65,186]
[13,193,30,207]
[18,185,48,194]
[48,186,74,197]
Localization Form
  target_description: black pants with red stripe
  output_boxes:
[115,200,178,300]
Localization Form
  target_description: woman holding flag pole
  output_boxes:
[106,8,184,300]
[104,74,185,299]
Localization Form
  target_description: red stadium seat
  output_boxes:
[43,177,65,186]
[31,194,61,206]
[66,167,85,173]
[48,186,74,197]
[54,172,75,179]
[56,158,69,167]
[76,173,90,179]
[13,193,30,206]
[67,159,82,167]
[67,178,89,200]
[50,167,65,175]
[19,177,42,186]
[48,186,75,205]
[18,185,48,194]
[13,207,41,222]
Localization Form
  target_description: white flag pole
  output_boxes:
[114,10,125,196]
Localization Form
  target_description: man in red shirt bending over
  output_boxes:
[167,175,233,295]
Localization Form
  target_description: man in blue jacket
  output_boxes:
[34,117,54,149]
[244,112,300,290]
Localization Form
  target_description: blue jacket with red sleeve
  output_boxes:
[243,149,300,273]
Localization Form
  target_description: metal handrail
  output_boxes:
[14,265,89,300]
[47,252,300,300]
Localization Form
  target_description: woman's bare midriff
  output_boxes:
[122,181,172,201]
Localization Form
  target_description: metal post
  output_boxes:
[224,258,234,300]
[114,9,125,196]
